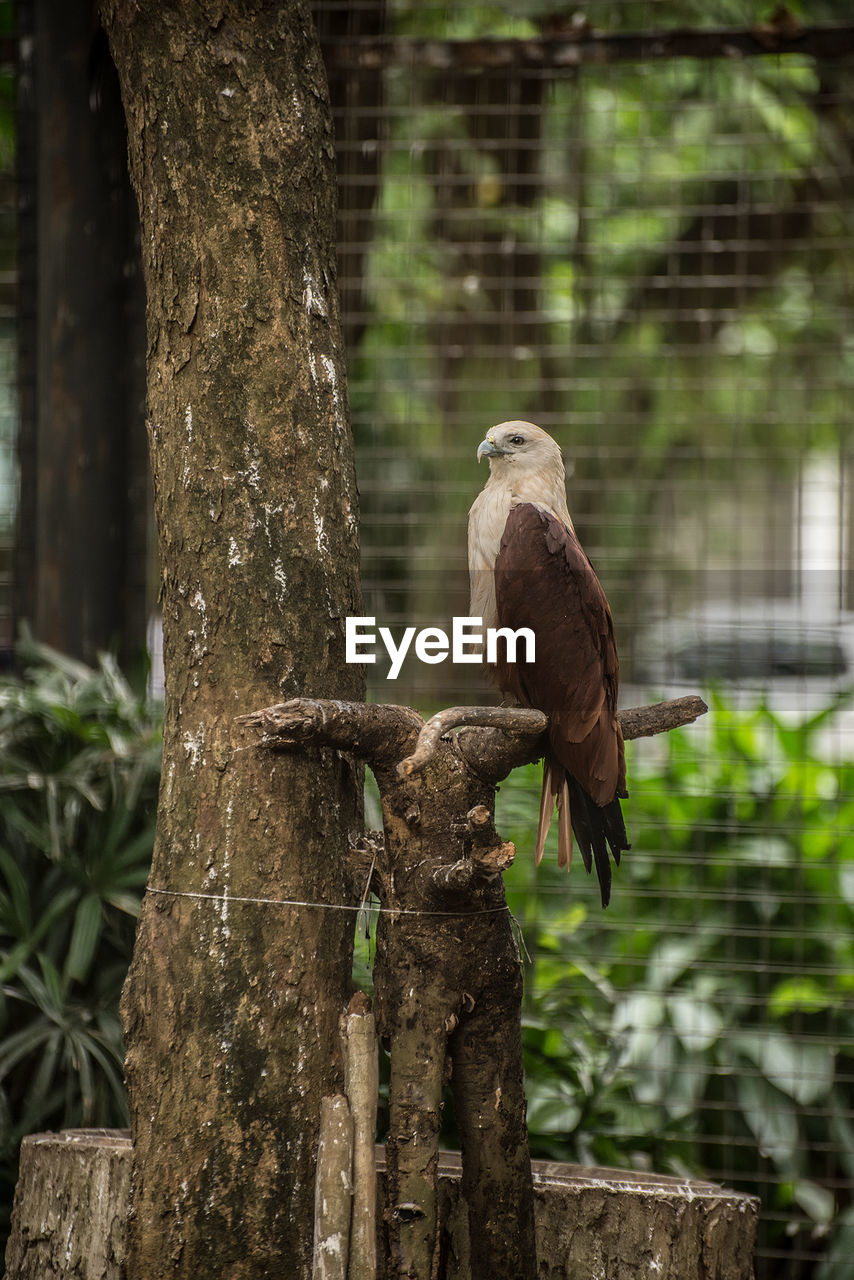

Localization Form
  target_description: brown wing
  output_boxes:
[493,502,625,806]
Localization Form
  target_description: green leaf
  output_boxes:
[613,991,665,1035]
[840,863,854,908]
[0,940,36,985]
[646,934,709,993]
[19,1027,62,1134]
[816,1204,854,1280]
[736,1073,798,1165]
[669,995,723,1052]
[64,894,103,985]
[525,1081,582,1135]
[34,955,65,1013]
[769,977,834,1019]
[0,1019,57,1079]
[733,1031,834,1106]
[104,891,143,918]
[792,1179,835,1226]
[0,847,32,933]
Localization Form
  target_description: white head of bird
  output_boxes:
[474,421,572,528]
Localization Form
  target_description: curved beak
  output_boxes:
[477,438,505,462]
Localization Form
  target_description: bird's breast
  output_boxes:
[467,484,513,629]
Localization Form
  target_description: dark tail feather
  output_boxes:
[566,776,630,908]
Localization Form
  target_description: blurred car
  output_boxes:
[625,600,854,762]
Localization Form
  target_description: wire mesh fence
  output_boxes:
[322,4,854,1276]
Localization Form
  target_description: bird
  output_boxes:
[467,420,629,906]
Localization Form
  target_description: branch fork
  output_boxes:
[237,693,706,1280]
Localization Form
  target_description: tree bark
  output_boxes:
[100,5,363,1277]
[367,743,537,1280]
[4,1130,132,1280]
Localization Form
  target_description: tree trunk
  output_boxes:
[99,4,363,1277]
[238,697,555,1280]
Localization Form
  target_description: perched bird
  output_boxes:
[468,420,629,905]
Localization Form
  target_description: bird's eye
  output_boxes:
[510,435,525,446]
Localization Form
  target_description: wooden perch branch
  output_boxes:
[235,698,422,766]
[618,694,709,739]
[237,694,707,783]
[397,705,548,777]
[400,693,708,779]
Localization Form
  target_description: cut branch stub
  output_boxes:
[312,1095,354,1280]
[340,997,379,1280]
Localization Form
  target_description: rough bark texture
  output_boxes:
[99,5,363,1277]
[368,741,536,1280]
[4,1132,758,1280]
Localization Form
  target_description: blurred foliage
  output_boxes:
[354,3,854,682]
[0,637,160,1240]
[498,698,854,1277]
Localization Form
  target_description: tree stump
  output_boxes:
[3,1132,758,1280]
[4,1130,131,1280]
[424,1152,759,1280]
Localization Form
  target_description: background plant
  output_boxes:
[0,636,160,1236]
[499,697,854,1278]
